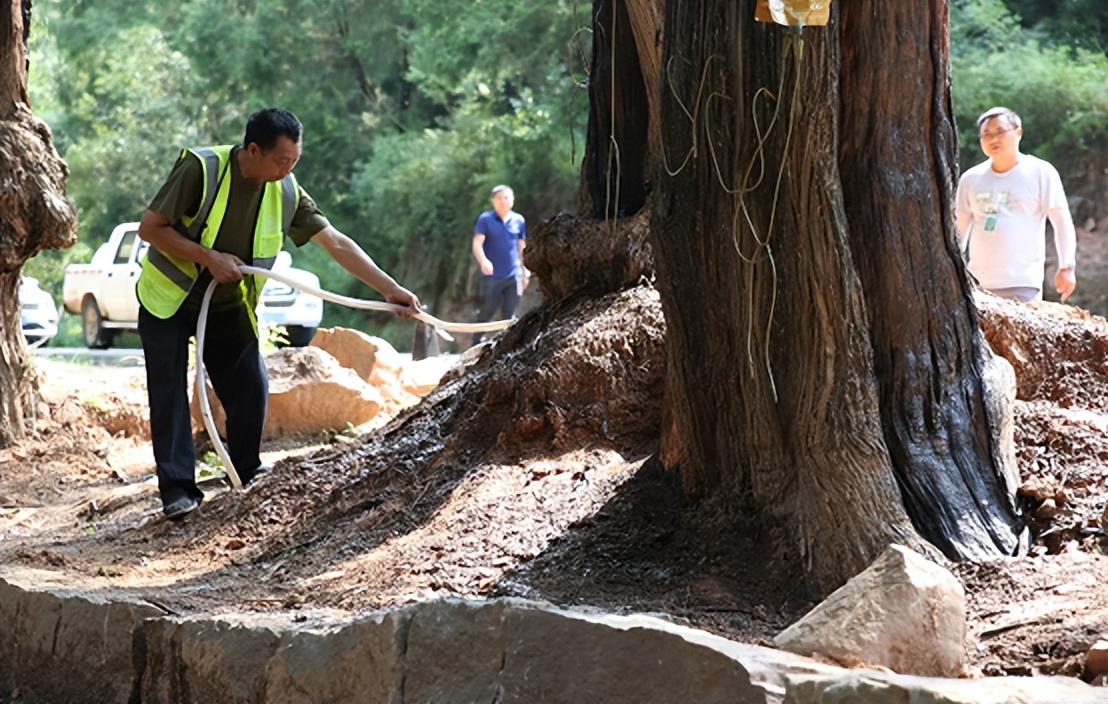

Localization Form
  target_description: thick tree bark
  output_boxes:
[578,0,658,219]
[652,1,919,590]
[0,0,77,445]
[837,2,1023,559]
[1,0,28,111]
[622,0,663,163]
[628,0,1025,591]
[0,269,35,444]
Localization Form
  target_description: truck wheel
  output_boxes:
[284,325,317,347]
[81,298,115,349]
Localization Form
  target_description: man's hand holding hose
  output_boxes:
[383,284,422,319]
[203,250,247,283]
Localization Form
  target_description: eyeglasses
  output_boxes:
[979,127,1016,140]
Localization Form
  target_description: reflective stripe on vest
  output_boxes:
[136,145,300,322]
[146,247,195,291]
[187,148,222,242]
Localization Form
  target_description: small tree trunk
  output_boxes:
[0,0,78,445]
[0,0,29,112]
[0,271,36,445]
[578,0,653,219]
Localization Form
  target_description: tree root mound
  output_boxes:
[5,288,681,618]
[977,292,1108,412]
[977,291,1108,549]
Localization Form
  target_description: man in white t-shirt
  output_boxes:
[955,106,1077,303]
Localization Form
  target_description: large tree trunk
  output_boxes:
[837,2,1023,559]
[0,0,77,446]
[604,0,1026,591]
[652,1,918,590]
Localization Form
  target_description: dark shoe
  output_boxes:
[163,495,200,520]
[240,464,272,488]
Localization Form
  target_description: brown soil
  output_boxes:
[1,287,1106,682]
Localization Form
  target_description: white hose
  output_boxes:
[195,265,514,489]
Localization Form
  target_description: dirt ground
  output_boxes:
[1,287,1106,684]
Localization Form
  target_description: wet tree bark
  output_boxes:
[652,1,919,590]
[0,0,77,446]
[585,0,1027,590]
[837,2,1022,559]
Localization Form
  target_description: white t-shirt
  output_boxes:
[955,154,1076,290]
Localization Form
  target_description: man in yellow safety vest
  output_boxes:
[137,107,420,520]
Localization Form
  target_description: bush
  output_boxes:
[952,0,1108,175]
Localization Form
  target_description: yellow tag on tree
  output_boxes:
[755,0,831,27]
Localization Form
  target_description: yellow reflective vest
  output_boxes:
[136,145,298,330]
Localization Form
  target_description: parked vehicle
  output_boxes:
[20,276,59,348]
[63,222,323,349]
[256,252,324,347]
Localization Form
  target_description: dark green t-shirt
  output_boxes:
[147,146,330,310]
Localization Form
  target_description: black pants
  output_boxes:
[472,276,520,344]
[139,303,267,506]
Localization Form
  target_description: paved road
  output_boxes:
[34,347,146,366]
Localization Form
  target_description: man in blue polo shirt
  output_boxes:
[471,184,528,343]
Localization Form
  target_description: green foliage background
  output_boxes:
[25,0,588,348]
[951,0,1108,185]
[22,0,1108,346]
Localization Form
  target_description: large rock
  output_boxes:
[192,327,449,440]
[0,568,162,704]
[192,346,383,439]
[260,612,405,704]
[401,601,785,703]
[774,544,967,677]
[137,599,1107,704]
[402,600,513,702]
[265,347,385,437]
[402,355,455,397]
[140,610,406,704]
[312,327,422,408]
[976,291,1108,413]
[310,327,391,384]
[497,606,785,704]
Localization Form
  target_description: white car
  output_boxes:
[20,276,59,348]
[63,222,324,348]
[257,251,324,347]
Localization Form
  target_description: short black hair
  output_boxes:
[243,108,302,151]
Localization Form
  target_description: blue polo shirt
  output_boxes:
[474,210,526,279]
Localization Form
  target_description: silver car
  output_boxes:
[20,276,59,348]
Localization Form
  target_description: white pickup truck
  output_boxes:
[63,222,324,348]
